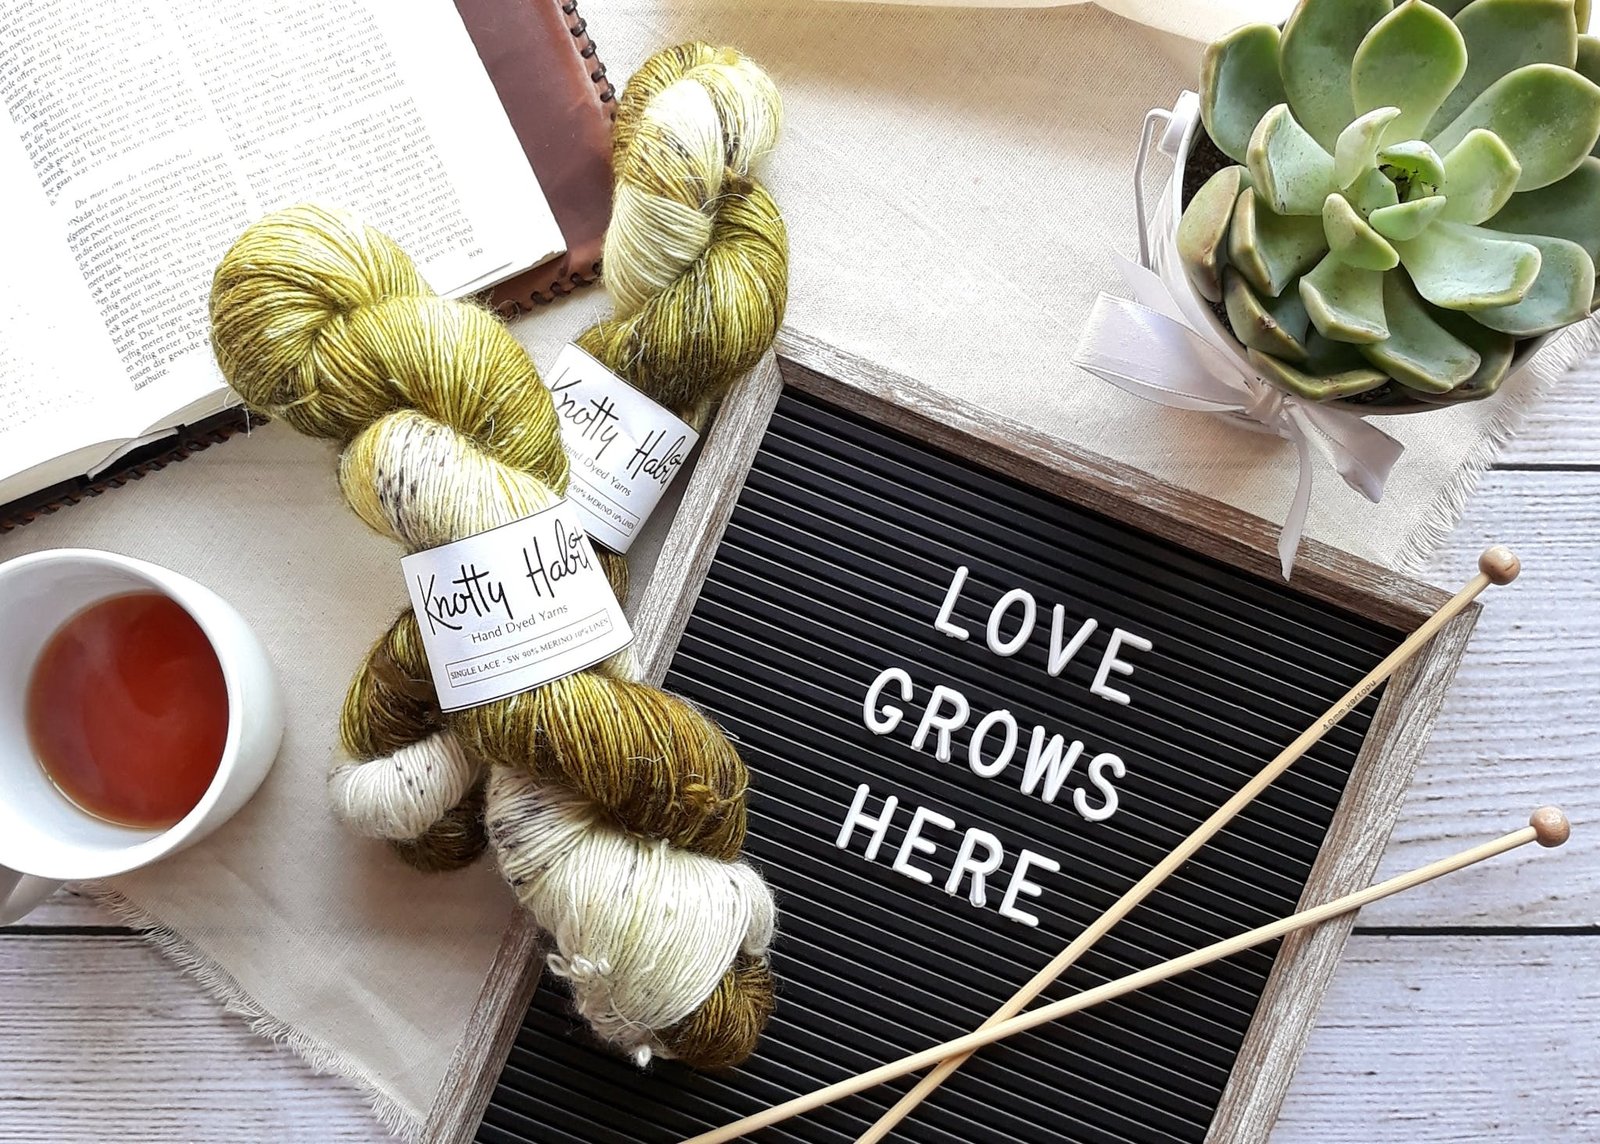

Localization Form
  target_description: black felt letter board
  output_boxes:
[477,389,1398,1144]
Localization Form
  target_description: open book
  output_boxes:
[0,0,572,517]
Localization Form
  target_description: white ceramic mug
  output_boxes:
[0,549,284,923]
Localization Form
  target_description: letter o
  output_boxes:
[986,588,1037,657]
[968,708,1019,779]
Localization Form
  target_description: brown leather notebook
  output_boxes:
[1,0,614,532]
[468,0,617,315]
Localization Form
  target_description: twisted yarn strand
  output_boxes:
[576,42,788,428]
[209,41,789,1068]
[209,210,774,1066]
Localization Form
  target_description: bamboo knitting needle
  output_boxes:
[850,544,1522,1143]
[683,807,1569,1144]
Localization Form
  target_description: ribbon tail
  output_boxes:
[1279,431,1316,580]
[1292,402,1404,503]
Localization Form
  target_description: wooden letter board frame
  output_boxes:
[423,333,1476,1144]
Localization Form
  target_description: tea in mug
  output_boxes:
[27,592,228,829]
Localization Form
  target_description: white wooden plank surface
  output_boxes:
[5,370,1599,1140]
[0,933,375,1140]
[1366,469,1600,926]
[1277,936,1600,1141]
[1500,360,1600,465]
[5,928,1592,1142]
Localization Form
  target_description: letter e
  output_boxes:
[1090,628,1154,705]
[892,806,955,886]
[999,849,1062,927]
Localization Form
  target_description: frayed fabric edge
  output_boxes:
[1391,316,1600,577]
[84,882,424,1143]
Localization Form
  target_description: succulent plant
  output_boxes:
[1178,0,1600,405]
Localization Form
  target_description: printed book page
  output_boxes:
[0,0,564,496]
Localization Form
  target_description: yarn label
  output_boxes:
[400,501,633,711]
[544,343,700,553]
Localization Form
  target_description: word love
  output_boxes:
[935,565,1154,705]
[415,518,593,636]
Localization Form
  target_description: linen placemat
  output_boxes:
[7,1,1597,1136]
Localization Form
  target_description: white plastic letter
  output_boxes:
[835,783,900,861]
[946,828,1006,907]
[1048,609,1099,677]
[1090,627,1154,705]
[999,849,1062,927]
[985,588,1037,657]
[1074,753,1126,822]
[863,666,913,735]
[933,565,972,641]
[892,805,955,886]
[967,708,1019,779]
[911,684,971,763]
[1018,727,1085,804]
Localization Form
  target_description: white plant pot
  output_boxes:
[1148,93,1552,416]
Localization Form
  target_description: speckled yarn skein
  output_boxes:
[208,45,786,1068]
[577,42,788,430]
[328,41,786,878]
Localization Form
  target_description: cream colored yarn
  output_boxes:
[208,41,791,1069]
[210,204,777,1068]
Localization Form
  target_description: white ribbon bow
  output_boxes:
[1072,257,1404,578]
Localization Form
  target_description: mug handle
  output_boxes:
[0,865,64,925]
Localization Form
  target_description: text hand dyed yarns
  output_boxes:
[207,42,789,1071]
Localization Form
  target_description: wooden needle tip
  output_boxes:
[1477,546,1521,585]
[1529,806,1570,848]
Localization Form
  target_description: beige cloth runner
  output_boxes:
[7,0,1597,1135]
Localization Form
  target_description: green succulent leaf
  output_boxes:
[1248,104,1339,215]
[1576,36,1600,154]
[1394,220,1542,308]
[1224,267,1312,361]
[1345,167,1402,214]
[1323,193,1401,269]
[1579,35,1600,85]
[1485,156,1600,259]
[1428,0,1580,137]
[1370,195,1448,240]
[1178,165,1250,302]
[1334,107,1402,188]
[1415,305,1519,401]
[1249,346,1391,400]
[1201,24,1289,164]
[1228,188,1331,296]
[1280,0,1394,150]
[1356,272,1482,392]
[1352,1,1468,141]
[1377,140,1446,200]
[1431,63,1600,191]
[1300,253,1390,342]
[1439,129,1523,223]
[1473,231,1597,333]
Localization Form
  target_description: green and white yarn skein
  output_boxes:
[209,40,789,1069]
